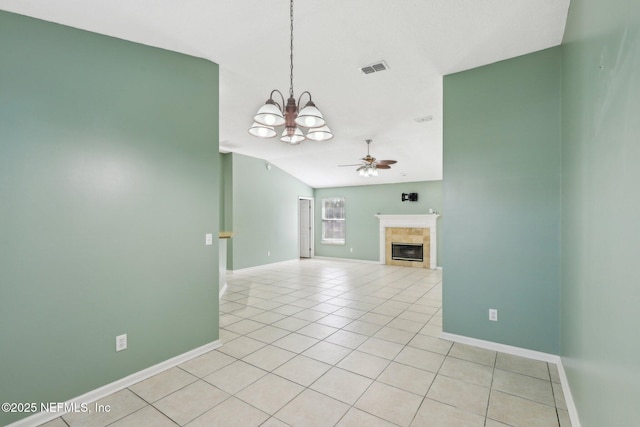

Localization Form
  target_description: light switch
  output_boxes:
[205,233,213,246]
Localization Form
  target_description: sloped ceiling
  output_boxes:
[0,0,570,188]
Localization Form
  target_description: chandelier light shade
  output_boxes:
[295,101,325,128]
[253,100,285,127]
[248,0,333,144]
[248,122,277,138]
[306,125,334,141]
[280,127,305,145]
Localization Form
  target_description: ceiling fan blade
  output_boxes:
[377,160,397,165]
[338,164,363,167]
[376,164,391,169]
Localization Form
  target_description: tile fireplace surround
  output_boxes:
[375,215,440,270]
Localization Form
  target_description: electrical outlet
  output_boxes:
[267,251,271,257]
[116,334,127,352]
[205,233,213,246]
[489,309,498,322]
[350,248,353,253]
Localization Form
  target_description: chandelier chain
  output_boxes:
[289,0,294,98]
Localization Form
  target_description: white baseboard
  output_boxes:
[312,256,380,264]
[556,357,582,427]
[229,258,300,273]
[8,340,222,427]
[440,332,581,427]
[440,332,560,363]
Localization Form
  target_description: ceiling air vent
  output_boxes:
[361,61,389,75]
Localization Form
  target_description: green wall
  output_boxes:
[221,152,234,269]
[222,153,234,235]
[561,0,640,425]
[226,153,313,270]
[0,12,220,425]
[314,181,443,264]
[219,153,226,231]
[442,48,562,354]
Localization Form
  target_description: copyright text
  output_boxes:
[2,402,111,414]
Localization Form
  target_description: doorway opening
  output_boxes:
[299,197,314,258]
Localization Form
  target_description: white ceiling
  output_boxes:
[0,0,570,188]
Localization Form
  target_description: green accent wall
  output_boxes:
[442,48,562,354]
[221,152,234,269]
[314,181,443,264]
[0,11,220,425]
[561,0,640,425]
[226,153,313,270]
[222,153,234,235]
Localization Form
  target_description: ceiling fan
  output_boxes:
[338,139,397,177]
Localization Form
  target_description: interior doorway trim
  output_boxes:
[298,196,314,258]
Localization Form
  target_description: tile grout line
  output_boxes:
[44,261,570,426]
[218,265,441,426]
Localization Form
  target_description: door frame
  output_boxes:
[298,196,315,258]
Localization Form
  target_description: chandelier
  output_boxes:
[248,0,333,144]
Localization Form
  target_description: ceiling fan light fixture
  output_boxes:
[340,139,397,177]
[306,125,333,141]
[248,122,277,138]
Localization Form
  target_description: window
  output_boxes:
[321,197,346,244]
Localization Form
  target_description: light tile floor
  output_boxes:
[40,259,571,427]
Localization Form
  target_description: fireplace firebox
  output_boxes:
[391,243,424,262]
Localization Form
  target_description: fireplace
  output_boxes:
[375,214,439,269]
[392,243,424,262]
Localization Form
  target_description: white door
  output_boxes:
[299,198,312,258]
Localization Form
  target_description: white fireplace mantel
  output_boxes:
[375,214,440,269]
